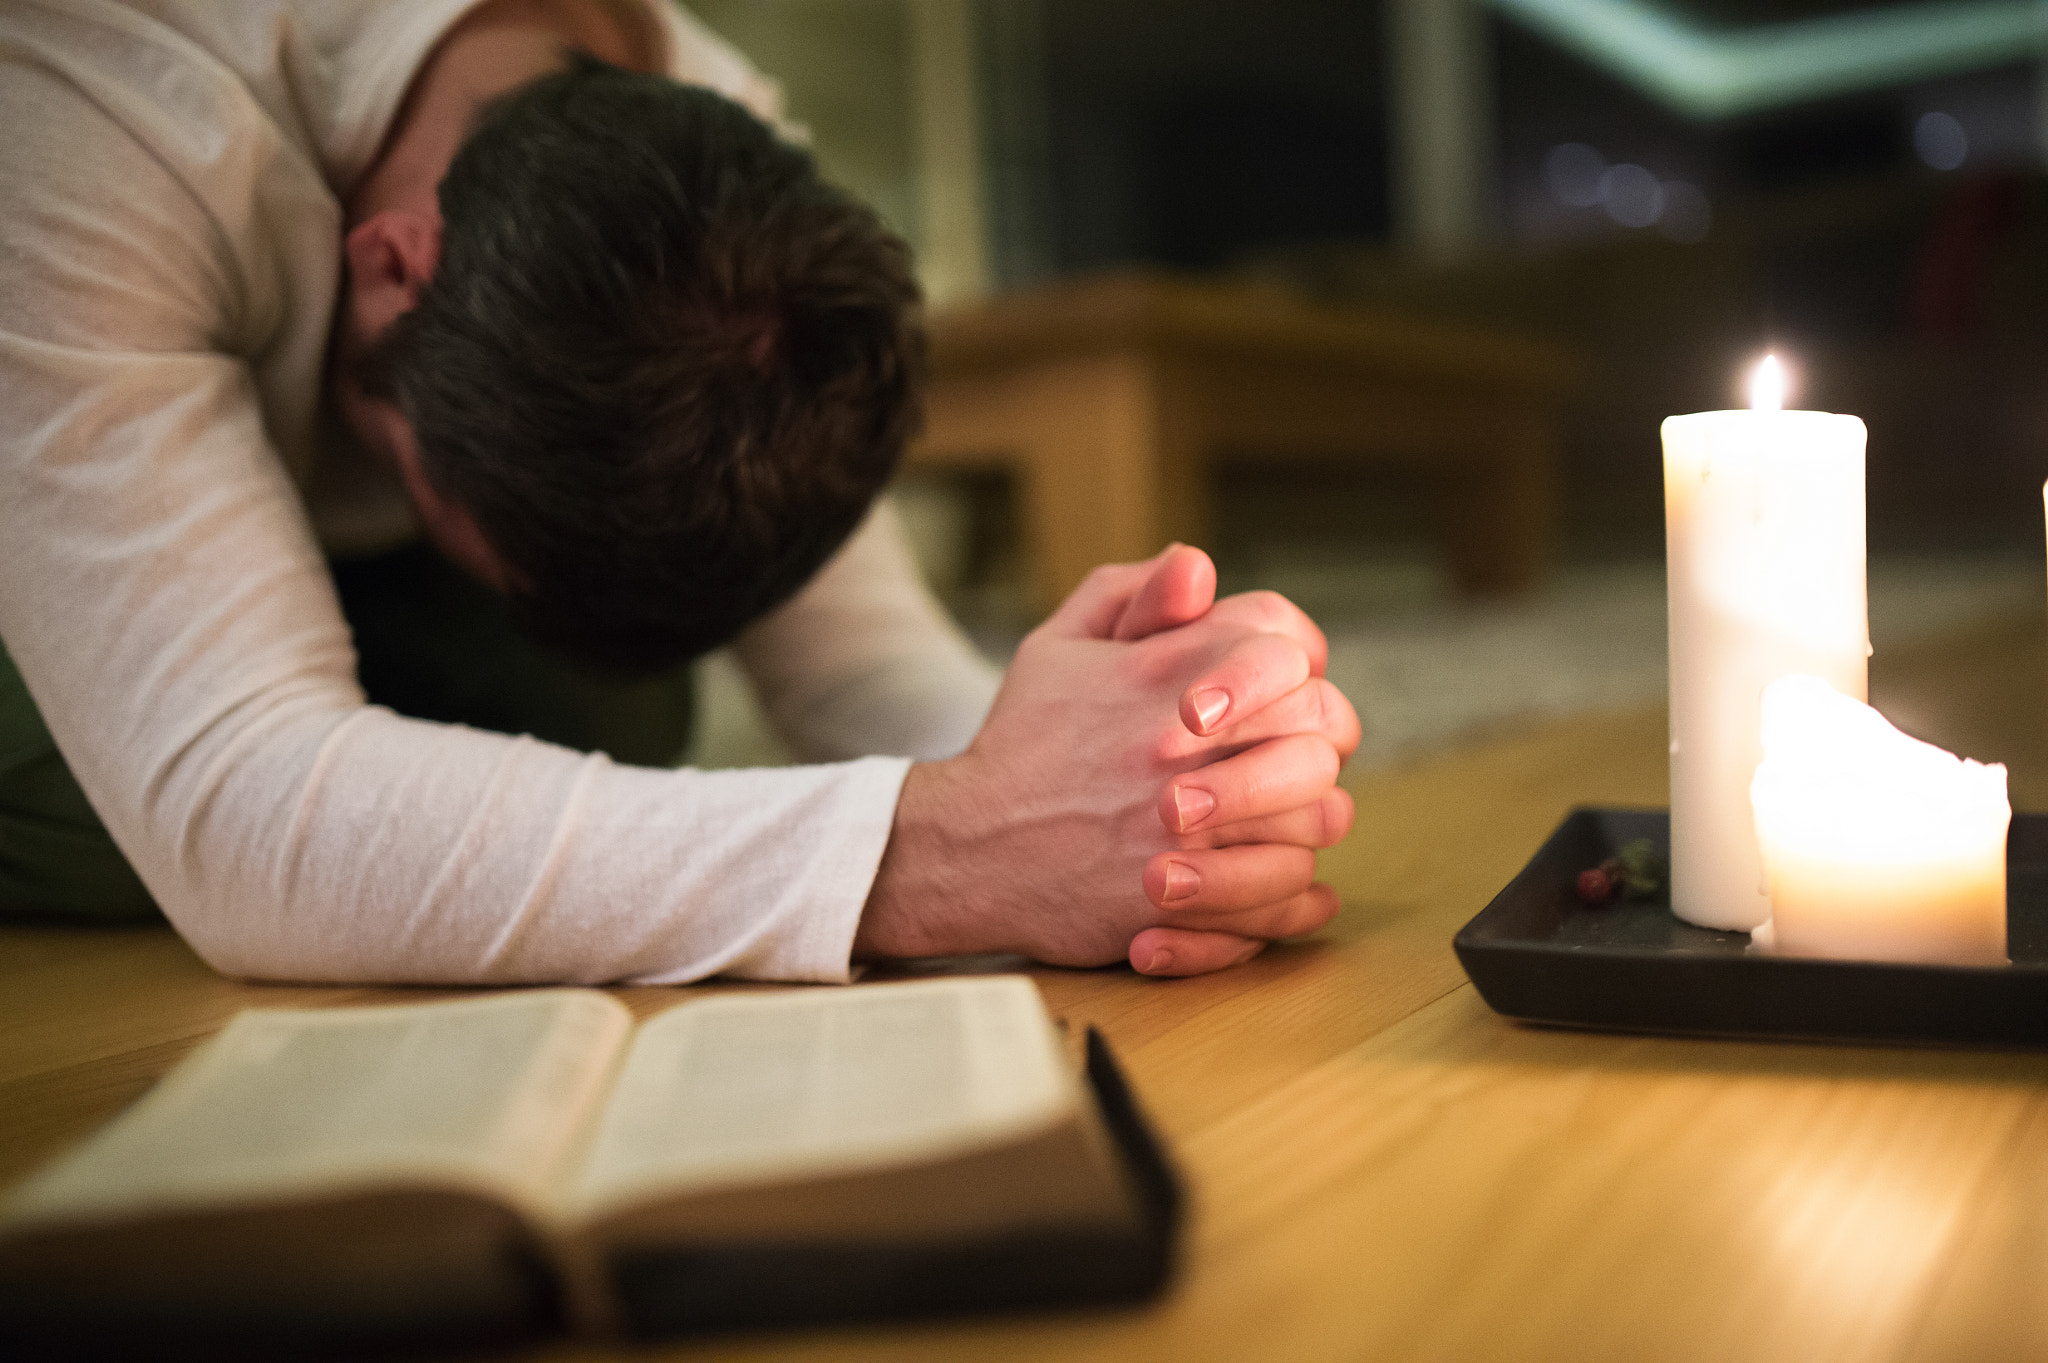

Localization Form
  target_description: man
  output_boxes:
[0,0,1358,983]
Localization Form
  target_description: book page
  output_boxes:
[571,976,1074,1219]
[2,991,632,1231]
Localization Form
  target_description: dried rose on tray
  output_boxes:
[1575,838,1666,905]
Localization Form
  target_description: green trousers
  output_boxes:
[0,542,694,923]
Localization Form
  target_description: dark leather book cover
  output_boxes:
[610,1027,1185,1340]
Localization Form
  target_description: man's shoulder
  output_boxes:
[3,0,481,196]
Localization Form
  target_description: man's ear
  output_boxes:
[343,210,441,342]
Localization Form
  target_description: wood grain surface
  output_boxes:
[4,609,2042,1363]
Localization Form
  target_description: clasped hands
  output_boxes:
[859,544,1360,978]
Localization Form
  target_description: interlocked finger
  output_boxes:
[1151,882,1341,940]
[1203,589,1329,676]
[1143,842,1317,913]
[1159,733,1341,835]
[1203,677,1361,763]
[1185,787,1355,851]
[1177,631,1312,737]
[1129,928,1265,977]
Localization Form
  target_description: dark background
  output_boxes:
[969,0,2048,562]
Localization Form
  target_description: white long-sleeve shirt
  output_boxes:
[0,0,999,984]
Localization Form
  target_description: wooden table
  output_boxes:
[909,272,1577,609]
[4,610,2044,1362]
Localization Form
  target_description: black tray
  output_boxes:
[1454,808,2048,1047]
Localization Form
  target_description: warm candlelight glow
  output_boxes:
[1749,353,1785,412]
[1750,675,2008,966]
[1661,373,1866,931]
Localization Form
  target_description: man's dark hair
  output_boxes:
[361,57,923,674]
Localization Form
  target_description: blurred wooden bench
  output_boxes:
[907,270,1577,610]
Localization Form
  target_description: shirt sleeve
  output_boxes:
[649,2,798,135]
[733,501,1003,764]
[0,49,902,987]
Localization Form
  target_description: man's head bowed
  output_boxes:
[358,57,924,674]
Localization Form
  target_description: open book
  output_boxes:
[0,977,1179,1354]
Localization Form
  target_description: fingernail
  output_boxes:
[1146,947,1174,974]
[1192,687,1230,731]
[1162,861,1200,903]
[1234,942,1263,965]
[1173,785,1217,832]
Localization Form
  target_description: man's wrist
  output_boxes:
[854,756,997,961]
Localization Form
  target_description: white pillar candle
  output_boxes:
[1663,357,1869,930]
[1750,675,2008,966]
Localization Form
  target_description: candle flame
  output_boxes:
[1750,354,1785,412]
